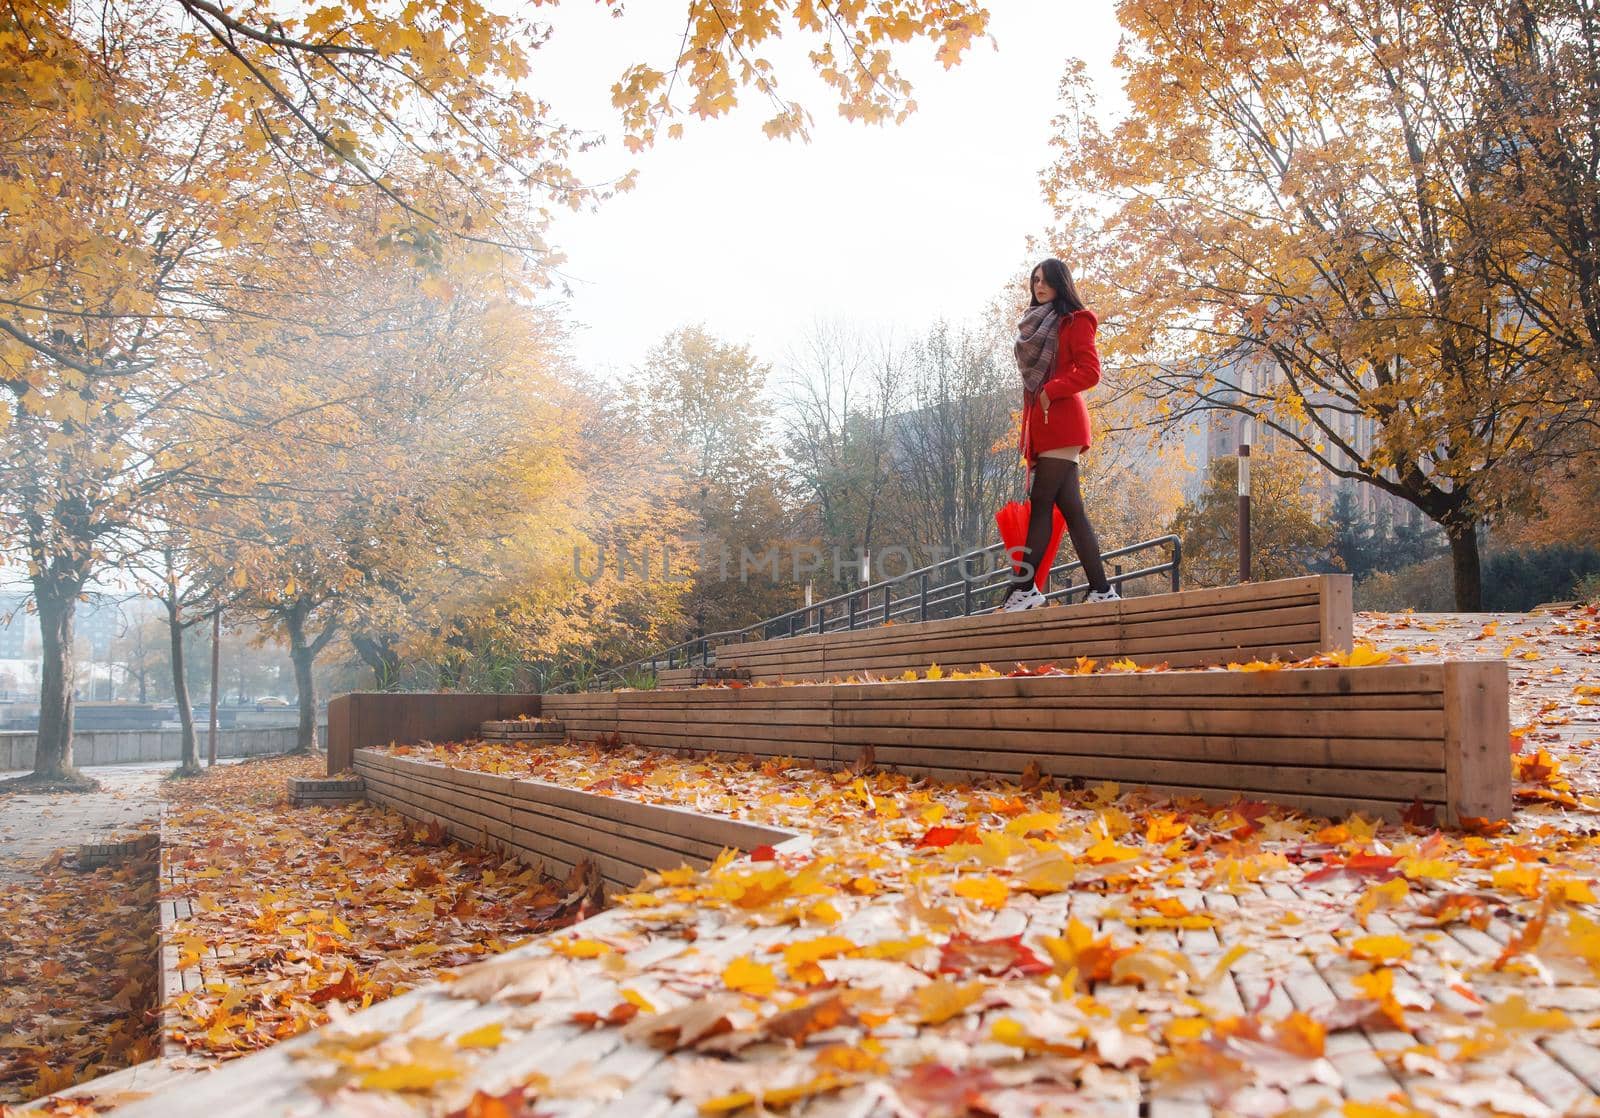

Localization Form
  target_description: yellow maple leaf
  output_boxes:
[1349,935,1412,962]
[1227,659,1284,672]
[911,979,985,1024]
[1488,994,1571,1031]
[1355,877,1410,925]
[1083,835,1142,864]
[1492,864,1543,897]
[620,988,656,1013]
[952,875,1009,909]
[722,956,778,996]
[454,1022,505,1049]
[783,936,857,971]
[1551,877,1598,904]
[357,1061,461,1091]
[550,938,613,958]
[699,1073,851,1114]
[853,936,931,961]
[1145,814,1187,844]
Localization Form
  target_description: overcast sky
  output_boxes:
[534,1,1126,380]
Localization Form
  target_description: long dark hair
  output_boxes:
[1029,258,1086,317]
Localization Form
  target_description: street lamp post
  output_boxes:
[1238,415,1253,583]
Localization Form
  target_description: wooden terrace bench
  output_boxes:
[542,659,1511,824]
[704,575,1352,684]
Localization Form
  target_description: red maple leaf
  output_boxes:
[1400,799,1439,829]
[937,933,1051,977]
[913,825,977,849]
[309,966,363,1005]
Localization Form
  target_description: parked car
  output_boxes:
[255,696,292,711]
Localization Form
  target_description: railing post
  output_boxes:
[962,572,972,616]
[1171,537,1182,594]
[881,585,891,626]
[848,594,857,630]
[920,573,928,622]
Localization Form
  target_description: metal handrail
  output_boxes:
[555,533,1181,693]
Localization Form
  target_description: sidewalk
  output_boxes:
[0,763,167,882]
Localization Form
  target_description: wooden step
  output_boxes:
[479,717,566,743]
[286,776,365,806]
[655,666,751,689]
[715,575,1352,683]
[541,659,1512,825]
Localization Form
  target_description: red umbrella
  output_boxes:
[995,499,1066,592]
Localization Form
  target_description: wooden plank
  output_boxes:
[1442,660,1513,824]
[715,593,1336,680]
[1319,574,1353,653]
[830,664,1446,702]
[1509,1039,1597,1113]
[833,706,1443,740]
[615,730,829,762]
[817,601,1322,659]
[508,804,722,875]
[1542,1034,1600,1095]
[820,622,1324,667]
[378,768,725,868]
[829,744,1444,802]
[362,773,641,893]
[362,752,794,853]
[721,575,1326,656]
[372,753,794,850]
[837,691,1443,711]
[621,711,834,733]
[831,729,1445,771]
[626,684,839,706]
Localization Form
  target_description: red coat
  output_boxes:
[1020,308,1101,463]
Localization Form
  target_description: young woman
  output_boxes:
[998,258,1119,612]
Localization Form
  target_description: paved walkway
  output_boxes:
[0,762,167,882]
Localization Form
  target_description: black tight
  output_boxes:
[1008,457,1110,595]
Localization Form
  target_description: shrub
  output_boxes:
[1578,572,1600,605]
[1355,557,1454,612]
[1482,545,1600,610]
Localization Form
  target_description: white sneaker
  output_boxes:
[999,586,1048,613]
[1085,588,1121,604]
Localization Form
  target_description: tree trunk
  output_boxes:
[350,632,402,690]
[208,609,220,767]
[285,610,319,754]
[31,582,85,784]
[1445,516,1483,611]
[169,606,200,773]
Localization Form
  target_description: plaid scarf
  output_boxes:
[1014,302,1061,395]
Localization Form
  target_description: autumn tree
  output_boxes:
[1440,1,1600,396]
[620,326,797,636]
[779,322,905,593]
[1172,452,1334,588]
[878,319,1020,564]
[184,219,584,748]
[2,0,991,780]
[1044,0,1598,609]
[126,537,222,774]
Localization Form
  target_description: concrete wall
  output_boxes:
[0,725,324,772]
